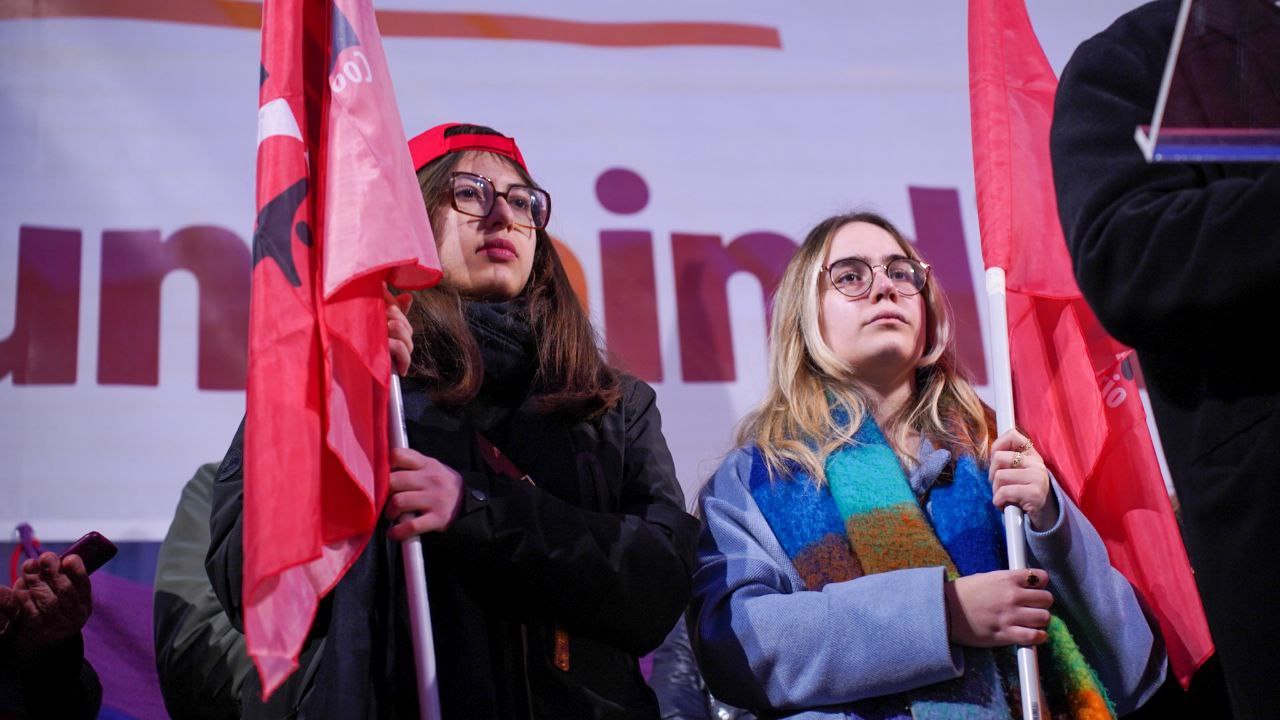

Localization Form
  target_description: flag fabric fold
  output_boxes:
[968,0,1213,687]
[246,0,440,697]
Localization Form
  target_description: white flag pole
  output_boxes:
[984,267,1043,720]
[389,372,442,720]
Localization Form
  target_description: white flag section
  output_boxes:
[0,1,1145,540]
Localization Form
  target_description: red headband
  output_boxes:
[408,122,528,173]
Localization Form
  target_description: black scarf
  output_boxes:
[463,300,538,409]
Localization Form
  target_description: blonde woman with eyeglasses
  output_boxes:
[687,212,1166,720]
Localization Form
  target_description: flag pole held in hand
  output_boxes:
[985,268,1043,720]
[389,373,442,720]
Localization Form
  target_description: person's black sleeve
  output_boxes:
[9,633,103,720]
[205,420,248,630]
[1050,8,1280,355]
[432,379,700,656]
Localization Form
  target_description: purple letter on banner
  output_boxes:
[674,231,796,382]
[0,226,81,384]
[98,226,249,389]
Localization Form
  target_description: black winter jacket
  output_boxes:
[206,302,699,719]
[1051,2,1280,717]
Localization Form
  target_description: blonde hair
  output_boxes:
[736,212,992,483]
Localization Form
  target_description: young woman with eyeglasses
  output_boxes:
[685,212,1166,719]
[207,123,698,718]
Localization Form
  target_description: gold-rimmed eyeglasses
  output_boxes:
[821,256,931,299]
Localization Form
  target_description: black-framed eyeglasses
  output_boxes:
[449,171,551,230]
[821,256,931,299]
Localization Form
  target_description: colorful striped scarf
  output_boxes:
[748,417,1114,719]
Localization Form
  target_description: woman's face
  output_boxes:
[434,152,538,300]
[819,221,927,385]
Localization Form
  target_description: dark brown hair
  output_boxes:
[407,124,621,419]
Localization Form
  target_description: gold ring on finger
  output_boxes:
[1019,439,1033,453]
[1012,451,1023,469]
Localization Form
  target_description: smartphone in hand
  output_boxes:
[59,531,118,575]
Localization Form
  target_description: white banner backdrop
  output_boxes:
[1,1,1146,540]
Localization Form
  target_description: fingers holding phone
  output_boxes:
[5,530,113,657]
[14,551,93,656]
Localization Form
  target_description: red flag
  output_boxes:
[968,0,1213,687]
[246,0,440,697]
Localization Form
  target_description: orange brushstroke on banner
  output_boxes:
[551,237,590,314]
[3,0,783,49]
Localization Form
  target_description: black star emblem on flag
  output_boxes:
[252,178,310,287]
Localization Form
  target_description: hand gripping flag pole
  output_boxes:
[985,268,1043,720]
[390,374,442,720]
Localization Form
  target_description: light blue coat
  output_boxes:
[687,443,1168,719]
